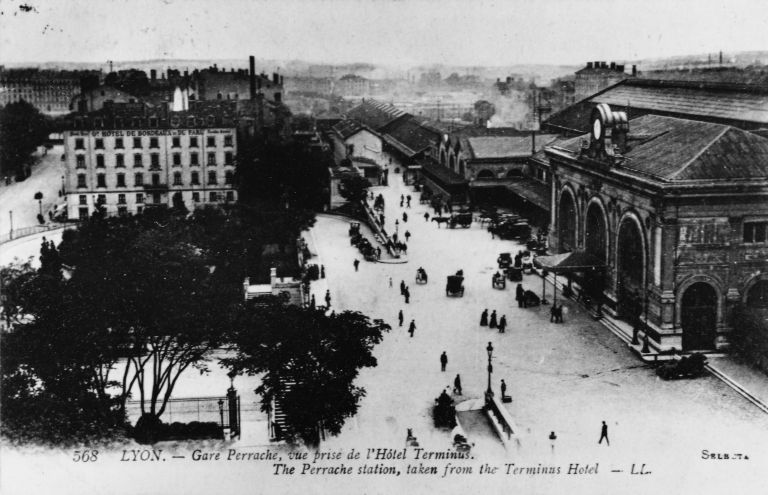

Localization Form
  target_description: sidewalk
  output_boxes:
[540,271,768,415]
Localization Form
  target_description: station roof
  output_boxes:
[467,134,559,160]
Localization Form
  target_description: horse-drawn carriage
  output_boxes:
[523,290,541,307]
[490,220,531,240]
[506,267,523,282]
[348,222,361,237]
[446,274,465,297]
[492,272,506,289]
[416,267,428,284]
[449,212,473,229]
[497,252,512,269]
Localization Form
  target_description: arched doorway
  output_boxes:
[449,154,456,173]
[557,189,577,252]
[584,202,607,263]
[747,280,768,308]
[681,282,717,351]
[616,217,644,321]
[476,169,494,179]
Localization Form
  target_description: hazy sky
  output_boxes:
[1,0,767,67]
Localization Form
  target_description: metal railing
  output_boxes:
[0,223,76,246]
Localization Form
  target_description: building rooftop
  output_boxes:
[345,99,407,131]
[379,115,441,158]
[466,134,560,160]
[552,114,768,182]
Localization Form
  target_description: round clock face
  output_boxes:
[592,117,602,140]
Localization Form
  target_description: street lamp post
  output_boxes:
[485,342,494,404]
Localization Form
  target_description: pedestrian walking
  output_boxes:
[549,431,557,453]
[402,212,408,223]
[453,374,462,395]
[440,351,448,371]
[380,213,385,225]
[500,379,507,399]
[400,280,406,295]
[408,320,416,337]
[498,315,507,333]
[400,243,408,254]
[389,276,393,288]
[516,284,525,308]
[395,219,399,228]
[325,290,331,308]
[400,194,405,206]
[489,310,498,329]
[550,302,558,323]
[398,309,404,327]
[310,294,316,308]
[480,309,489,326]
[599,421,609,446]
[404,286,410,304]
[406,195,412,208]
[353,259,360,272]
[424,212,430,222]
[321,265,325,278]
[404,230,411,242]
[393,233,399,244]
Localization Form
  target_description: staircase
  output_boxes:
[269,379,295,441]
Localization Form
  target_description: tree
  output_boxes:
[0,100,49,178]
[223,300,390,446]
[338,171,371,204]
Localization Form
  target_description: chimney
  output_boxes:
[249,55,256,100]
[594,61,600,69]
[531,130,536,155]
[601,62,608,69]
[632,65,637,76]
[280,75,284,86]
[506,76,512,84]
[150,69,157,81]
[610,62,616,70]
[586,62,593,69]
[183,69,188,77]
[617,64,624,73]
[273,72,279,85]
[719,51,723,64]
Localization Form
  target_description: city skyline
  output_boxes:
[1,0,767,68]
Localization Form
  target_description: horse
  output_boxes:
[431,216,451,228]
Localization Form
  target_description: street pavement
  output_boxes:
[308,171,768,475]
[0,145,65,236]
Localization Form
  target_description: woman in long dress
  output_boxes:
[480,309,488,326]
[489,310,498,329]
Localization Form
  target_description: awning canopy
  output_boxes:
[534,251,606,274]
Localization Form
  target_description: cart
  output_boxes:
[449,213,473,229]
[506,267,523,282]
[497,252,512,269]
[348,222,361,237]
[492,272,506,289]
[446,275,465,297]
[416,268,428,284]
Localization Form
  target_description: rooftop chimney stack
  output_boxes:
[249,55,256,100]
[587,62,593,69]
[506,76,512,84]
[150,69,157,81]
[273,72,279,85]
[632,65,637,77]
[610,62,616,70]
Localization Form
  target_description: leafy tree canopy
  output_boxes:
[0,100,50,178]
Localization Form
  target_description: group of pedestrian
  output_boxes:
[400,280,411,303]
[550,302,564,323]
[399,194,412,208]
[480,309,507,333]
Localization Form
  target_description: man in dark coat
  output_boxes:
[400,280,406,295]
[406,195,412,208]
[489,310,498,328]
[353,259,360,272]
[599,421,609,446]
[498,315,507,333]
[325,290,331,307]
[405,231,411,242]
[454,374,462,395]
[480,309,489,326]
[500,379,507,399]
[402,212,408,223]
[404,286,410,304]
[440,351,448,371]
[516,284,525,308]
[398,309,404,327]
[408,320,416,337]
[424,212,430,222]
[310,294,316,308]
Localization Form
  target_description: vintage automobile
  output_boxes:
[433,389,457,428]
[446,275,465,297]
[449,212,473,229]
[348,222,361,237]
[506,267,523,282]
[416,267,428,284]
[497,252,513,269]
[492,272,506,289]
[656,353,708,380]
[490,220,531,240]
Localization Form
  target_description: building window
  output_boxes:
[115,154,125,167]
[207,171,217,185]
[191,171,200,185]
[96,155,105,168]
[97,174,106,188]
[192,192,200,202]
[152,173,160,186]
[133,153,143,167]
[77,174,86,188]
[75,138,84,150]
[173,172,182,185]
[137,206,143,214]
[115,137,124,149]
[116,173,126,187]
[173,153,181,166]
[224,135,233,147]
[225,170,234,184]
[190,137,198,148]
[224,152,233,165]
[133,137,142,148]
[744,221,768,243]
[96,194,106,205]
[172,137,181,148]
[207,152,216,165]
[209,191,218,202]
[118,206,128,216]
[207,136,216,147]
[150,154,160,168]
[226,191,234,202]
[134,173,143,186]
[79,194,87,205]
[190,152,199,166]
[76,155,86,168]
[117,193,126,204]
[95,138,104,149]
[149,137,159,148]
[79,207,89,219]
[136,193,144,204]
